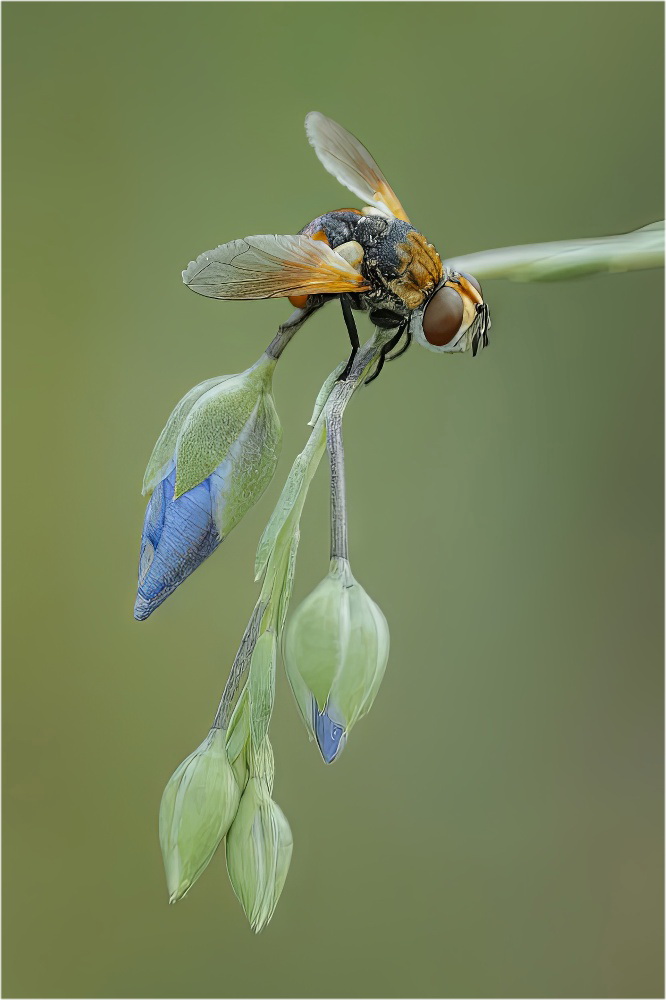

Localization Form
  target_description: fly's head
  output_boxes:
[410,270,491,356]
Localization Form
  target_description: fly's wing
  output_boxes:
[183,234,370,299]
[443,221,664,282]
[305,112,410,223]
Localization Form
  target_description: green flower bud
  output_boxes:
[136,354,282,620]
[284,557,389,763]
[226,778,293,933]
[252,736,275,792]
[159,728,240,903]
[172,354,282,535]
[142,374,237,498]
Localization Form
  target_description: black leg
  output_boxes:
[338,296,360,381]
[364,326,405,385]
[364,347,388,385]
[386,325,412,361]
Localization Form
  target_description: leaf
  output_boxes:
[308,362,345,426]
[254,420,326,580]
[276,530,301,636]
[248,631,277,747]
[225,690,250,762]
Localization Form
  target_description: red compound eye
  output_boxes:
[422,285,464,346]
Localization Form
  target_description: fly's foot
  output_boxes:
[364,324,409,385]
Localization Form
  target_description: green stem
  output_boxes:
[264,300,323,360]
[213,327,394,736]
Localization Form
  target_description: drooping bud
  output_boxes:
[226,777,293,933]
[135,354,281,620]
[159,728,240,903]
[283,557,390,763]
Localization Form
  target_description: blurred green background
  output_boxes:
[3,3,663,998]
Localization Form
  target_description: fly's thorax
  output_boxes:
[390,230,444,310]
[297,210,444,315]
[354,218,444,311]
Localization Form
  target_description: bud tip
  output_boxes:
[313,701,347,764]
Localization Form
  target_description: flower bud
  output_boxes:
[226,778,293,933]
[283,557,389,763]
[135,355,281,620]
[159,728,240,903]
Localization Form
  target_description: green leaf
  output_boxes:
[276,529,300,636]
[225,690,250,763]
[248,631,277,747]
[255,420,326,580]
[308,362,345,427]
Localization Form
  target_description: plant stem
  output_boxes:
[212,601,264,730]
[265,300,323,360]
[213,326,395,734]
[327,402,347,560]
[324,331,393,561]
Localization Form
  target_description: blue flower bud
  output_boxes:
[135,357,280,620]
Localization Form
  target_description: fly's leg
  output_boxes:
[364,324,407,384]
[386,325,412,361]
[338,295,360,381]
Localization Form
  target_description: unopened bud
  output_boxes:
[226,778,292,933]
[159,728,240,903]
[135,355,281,620]
[284,557,389,762]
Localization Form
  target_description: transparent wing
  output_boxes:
[305,112,410,223]
[183,234,370,299]
[443,221,664,282]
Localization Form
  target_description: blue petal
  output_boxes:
[312,699,347,764]
[134,466,222,620]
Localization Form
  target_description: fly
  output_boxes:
[182,112,491,383]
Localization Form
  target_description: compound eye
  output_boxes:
[460,271,483,296]
[422,285,463,346]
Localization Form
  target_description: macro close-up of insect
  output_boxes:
[132,112,664,931]
[5,4,663,997]
[183,112,491,379]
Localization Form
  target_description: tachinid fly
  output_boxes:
[182,112,491,382]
